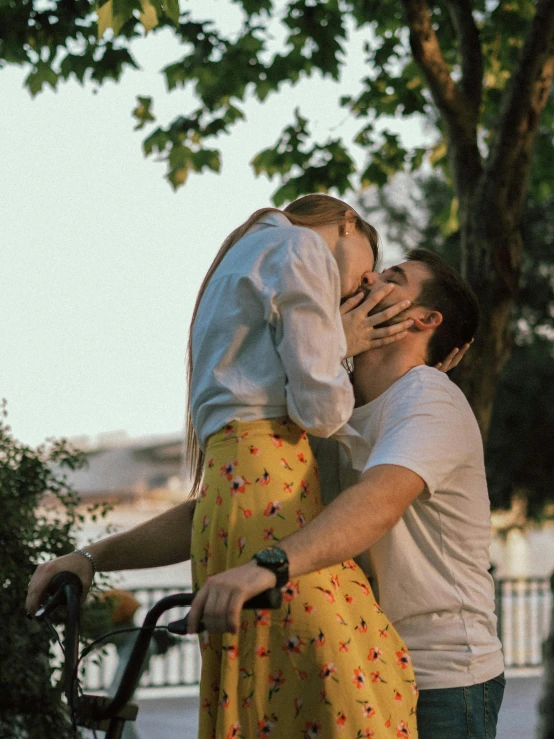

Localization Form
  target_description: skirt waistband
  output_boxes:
[206,417,305,448]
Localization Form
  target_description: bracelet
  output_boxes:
[72,548,97,577]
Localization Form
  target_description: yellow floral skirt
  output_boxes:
[191,419,418,739]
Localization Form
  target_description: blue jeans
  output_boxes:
[417,674,506,739]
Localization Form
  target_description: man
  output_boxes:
[318,248,505,738]
[185,248,504,739]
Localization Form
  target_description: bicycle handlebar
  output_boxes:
[36,571,282,722]
[36,571,83,707]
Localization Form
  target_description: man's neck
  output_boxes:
[353,346,425,406]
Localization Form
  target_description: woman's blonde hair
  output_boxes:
[185,194,379,496]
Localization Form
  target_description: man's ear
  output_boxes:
[411,310,443,332]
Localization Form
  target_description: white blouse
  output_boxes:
[190,212,355,449]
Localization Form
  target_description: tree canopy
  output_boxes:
[2,0,554,434]
[2,1,552,196]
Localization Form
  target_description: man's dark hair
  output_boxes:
[406,248,479,367]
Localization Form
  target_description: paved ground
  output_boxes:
[107,675,546,738]
[134,696,198,738]
[497,675,545,739]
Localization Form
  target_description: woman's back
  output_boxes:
[190,212,353,447]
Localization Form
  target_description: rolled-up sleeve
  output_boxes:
[270,233,354,437]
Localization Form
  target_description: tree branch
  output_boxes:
[444,0,483,117]
[401,0,465,131]
[485,0,554,217]
[401,0,482,211]
[470,0,554,298]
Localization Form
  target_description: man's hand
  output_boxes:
[26,552,95,616]
[435,340,473,373]
[341,284,413,358]
[186,560,276,635]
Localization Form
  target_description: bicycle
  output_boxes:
[36,571,282,739]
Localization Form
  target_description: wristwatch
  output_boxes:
[252,547,289,589]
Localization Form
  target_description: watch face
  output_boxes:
[254,547,289,588]
[256,547,287,566]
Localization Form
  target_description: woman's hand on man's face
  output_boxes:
[340,283,414,358]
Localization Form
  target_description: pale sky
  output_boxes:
[1,14,424,448]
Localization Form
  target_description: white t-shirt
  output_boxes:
[191,212,355,448]
[318,365,504,690]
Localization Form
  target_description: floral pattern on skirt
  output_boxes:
[191,419,418,739]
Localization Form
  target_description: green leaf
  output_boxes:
[163,59,187,91]
[236,0,273,15]
[168,143,191,170]
[143,127,169,155]
[139,0,159,33]
[361,161,390,189]
[223,104,245,125]
[132,95,156,129]
[59,52,95,85]
[113,0,142,19]
[167,164,189,190]
[354,124,375,149]
[90,46,139,84]
[163,0,180,26]
[24,61,59,96]
[97,0,121,37]
[191,148,221,173]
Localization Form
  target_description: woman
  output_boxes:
[185,194,418,738]
[26,194,440,737]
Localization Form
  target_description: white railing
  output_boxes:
[496,577,552,670]
[81,576,553,691]
[82,586,201,692]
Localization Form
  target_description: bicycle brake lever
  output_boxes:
[167,614,197,635]
[35,589,65,619]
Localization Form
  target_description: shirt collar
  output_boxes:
[247,211,292,235]
[258,211,292,228]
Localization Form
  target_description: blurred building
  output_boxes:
[54,431,193,588]
[63,431,190,511]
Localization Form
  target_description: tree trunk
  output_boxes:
[451,194,522,438]
[453,292,514,438]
